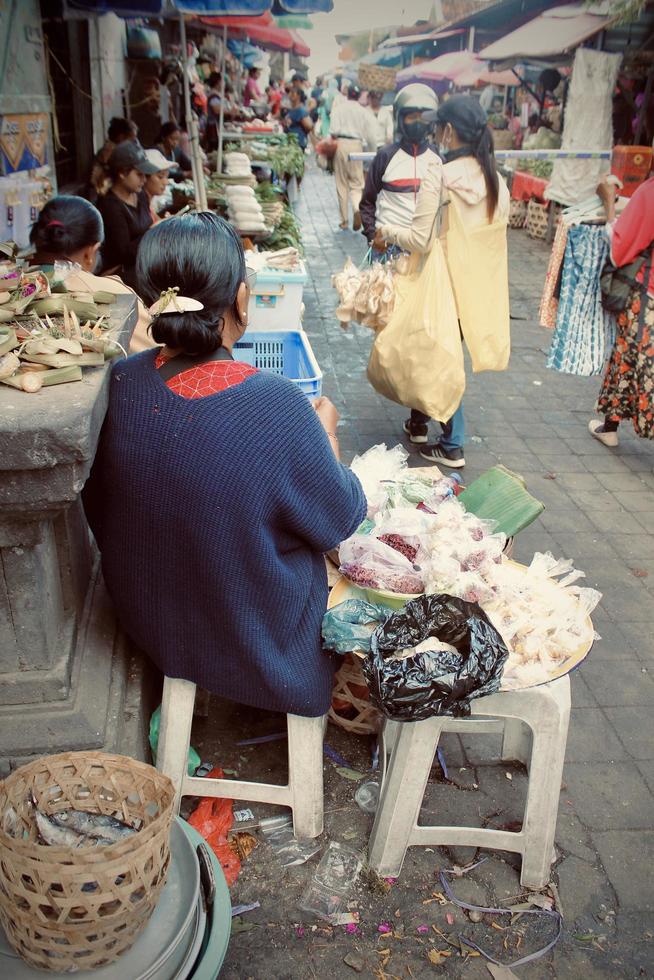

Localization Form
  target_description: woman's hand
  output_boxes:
[312,396,339,435]
[372,228,388,252]
[596,177,617,221]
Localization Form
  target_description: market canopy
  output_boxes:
[396,50,480,85]
[378,28,464,48]
[397,49,520,88]
[480,2,612,62]
[65,0,330,14]
[201,14,310,54]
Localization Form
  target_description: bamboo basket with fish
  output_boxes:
[0,750,175,972]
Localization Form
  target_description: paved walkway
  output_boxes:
[214,165,654,978]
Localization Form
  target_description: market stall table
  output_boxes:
[511,170,550,202]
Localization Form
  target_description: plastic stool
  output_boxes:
[368,675,571,889]
[156,676,326,839]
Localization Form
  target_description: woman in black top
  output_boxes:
[155,122,193,181]
[97,142,158,288]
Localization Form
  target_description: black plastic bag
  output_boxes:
[361,594,509,721]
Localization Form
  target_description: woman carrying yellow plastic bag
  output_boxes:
[367,236,464,424]
[374,95,510,468]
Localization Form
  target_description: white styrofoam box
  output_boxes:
[247,261,307,330]
[0,175,41,248]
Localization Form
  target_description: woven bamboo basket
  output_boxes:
[329,653,383,736]
[508,199,527,229]
[492,129,514,150]
[525,199,550,240]
[358,63,397,93]
[0,751,175,973]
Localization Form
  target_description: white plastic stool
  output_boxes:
[368,675,571,889]
[156,676,326,838]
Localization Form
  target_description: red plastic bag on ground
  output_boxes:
[187,767,241,886]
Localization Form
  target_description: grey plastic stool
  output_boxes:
[156,676,326,839]
[369,675,571,889]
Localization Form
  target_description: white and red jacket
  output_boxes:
[360,140,440,243]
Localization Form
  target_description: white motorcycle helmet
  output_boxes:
[393,84,439,143]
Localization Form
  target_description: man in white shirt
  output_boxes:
[330,84,378,230]
[368,90,394,149]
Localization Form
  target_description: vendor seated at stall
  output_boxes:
[97,142,158,290]
[143,148,175,220]
[83,117,140,203]
[83,212,365,717]
[155,122,193,181]
[30,195,155,354]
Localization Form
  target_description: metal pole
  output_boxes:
[217,25,227,175]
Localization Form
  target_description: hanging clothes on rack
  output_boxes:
[546,223,616,376]
[539,219,569,330]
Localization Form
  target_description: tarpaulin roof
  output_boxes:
[360,46,404,67]
[480,2,612,62]
[396,49,479,84]
[379,28,464,48]
[397,49,520,88]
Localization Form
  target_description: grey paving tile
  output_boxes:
[619,490,654,514]
[586,620,632,659]
[605,533,654,560]
[593,469,648,490]
[593,831,654,911]
[565,708,630,763]
[563,762,654,829]
[581,658,654,706]
[604,707,654,760]
[550,532,620,562]
[570,674,598,708]
[586,508,648,534]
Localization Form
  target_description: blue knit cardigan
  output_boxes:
[83,351,366,716]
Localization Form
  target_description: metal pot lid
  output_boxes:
[0,817,200,980]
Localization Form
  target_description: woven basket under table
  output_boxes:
[329,653,383,736]
[525,199,550,240]
[0,751,175,973]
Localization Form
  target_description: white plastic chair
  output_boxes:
[368,675,571,889]
[156,676,326,838]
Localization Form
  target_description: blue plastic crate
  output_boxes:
[234,329,322,397]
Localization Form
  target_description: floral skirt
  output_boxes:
[597,291,654,439]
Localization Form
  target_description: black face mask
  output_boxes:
[400,119,430,143]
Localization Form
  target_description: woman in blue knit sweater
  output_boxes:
[83,213,366,717]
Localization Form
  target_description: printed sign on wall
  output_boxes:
[0,114,49,175]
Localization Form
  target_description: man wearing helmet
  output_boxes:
[359,83,441,246]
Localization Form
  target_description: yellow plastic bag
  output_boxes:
[446,198,510,373]
[367,241,464,423]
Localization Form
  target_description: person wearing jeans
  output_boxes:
[409,404,465,468]
[374,96,510,469]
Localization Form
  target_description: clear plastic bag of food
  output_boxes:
[339,534,424,595]
[350,444,408,516]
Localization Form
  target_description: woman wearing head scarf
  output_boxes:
[374,95,510,468]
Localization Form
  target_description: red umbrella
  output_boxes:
[202,15,299,52]
[290,29,310,57]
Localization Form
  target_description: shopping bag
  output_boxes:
[367,240,464,422]
[446,198,510,372]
